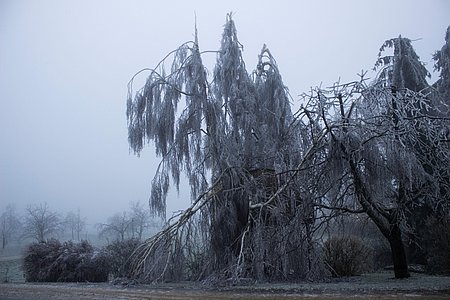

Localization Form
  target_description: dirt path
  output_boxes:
[1,273,450,300]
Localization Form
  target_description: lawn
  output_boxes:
[1,257,449,299]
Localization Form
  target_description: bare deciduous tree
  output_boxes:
[23,203,61,242]
[129,201,155,241]
[98,202,157,243]
[0,204,22,249]
[64,208,86,241]
[301,35,449,278]
[97,212,131,242]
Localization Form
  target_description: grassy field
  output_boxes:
[1,275,450,300]
[0,256,24,283]
[1,257,449,299]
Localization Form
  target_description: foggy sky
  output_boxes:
[1,0,449,229]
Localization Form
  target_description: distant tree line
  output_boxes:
[0,203,86,248]
[0,200,159,252]
[97,201,161,243]
[2,201,160,283]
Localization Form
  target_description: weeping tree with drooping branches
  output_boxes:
[126,14,324,282]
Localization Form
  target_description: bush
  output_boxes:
[425,216,450,275]
[23,239,110,282]
[105,238,140,278]
[371,239,392,271]
[324,236,372,277]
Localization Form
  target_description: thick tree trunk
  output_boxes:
[347,158,410,279]
[387,225,410,278]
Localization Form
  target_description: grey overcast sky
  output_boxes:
[1,0,449,227]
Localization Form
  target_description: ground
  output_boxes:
[1,256,450,299]
[1,273,450,299]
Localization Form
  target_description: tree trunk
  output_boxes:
[347,158,410,279]
[387,225,410,278]
[38,230,45,243]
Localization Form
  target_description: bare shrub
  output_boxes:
[105,238,140,278]
[324,236,372,277]
[23,239,110,282]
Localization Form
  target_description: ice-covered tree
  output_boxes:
[126,14,449,282]
[433,26,450,103]
[375,36,430,91]
[433,26,450,95]
[304,35,450,279]
[377,34,450,266]
[127,15,319,282]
